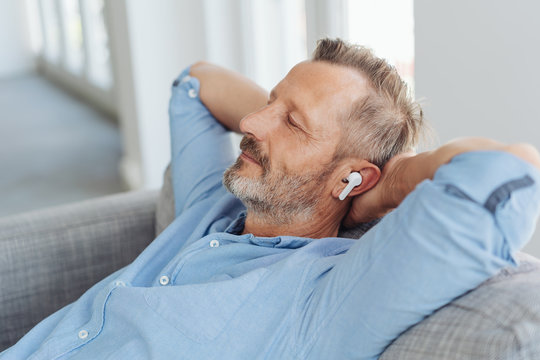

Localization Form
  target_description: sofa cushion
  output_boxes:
[155,164,176,235]
[380,251,540,359]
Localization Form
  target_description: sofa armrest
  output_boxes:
[0,190,158,351]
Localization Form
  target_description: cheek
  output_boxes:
[269,141,334,175]
[268,135,307,172]
[267,121,339,174]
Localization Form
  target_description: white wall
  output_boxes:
[415,0,540,257]
[0,0,34,77]
[106,0,207,189]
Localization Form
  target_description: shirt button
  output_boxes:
[78,330,89,339]
[181,75,191,83]
[210,239,220,248]
[188,88,197,98]
[159,275,170,286]
[115,280,126,287]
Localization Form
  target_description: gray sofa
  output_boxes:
[2,168,540,359]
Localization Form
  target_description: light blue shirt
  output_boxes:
[3,66,540,360]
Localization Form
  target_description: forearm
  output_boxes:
[189,62,268,133]
[391,137,540,207]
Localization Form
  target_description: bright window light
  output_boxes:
[41,0,61,63]
[60,0,84,73]
[25,0,43,55]
[246,0,307,91]
[346,0,415,92]
[80,0,112,89]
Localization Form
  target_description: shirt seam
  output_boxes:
[296,226,399,359]
[291,257,319,358]
[41,287,116,360]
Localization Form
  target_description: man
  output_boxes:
[2,38,540,359]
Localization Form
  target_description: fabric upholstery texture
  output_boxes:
[380,252,540,359]
[155,164,175,236]
[0,190,158,351]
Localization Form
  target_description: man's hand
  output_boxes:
[343,137,540,228]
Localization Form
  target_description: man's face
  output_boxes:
[223,61,368,224]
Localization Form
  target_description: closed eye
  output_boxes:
[287,115,309,136]
[287,115,298,128]
[286,113,316,141]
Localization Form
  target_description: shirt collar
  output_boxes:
[224,210,382,240]
[224,210,247,235]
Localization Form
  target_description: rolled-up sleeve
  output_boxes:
[168,66,236,217]
[299,151,540,359]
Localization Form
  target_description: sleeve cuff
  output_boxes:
[433,150,540,206]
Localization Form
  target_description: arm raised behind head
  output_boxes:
[344,137,540,227]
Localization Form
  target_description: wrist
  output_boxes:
[382,153,423,208]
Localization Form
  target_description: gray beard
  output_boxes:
[223,157,334,226]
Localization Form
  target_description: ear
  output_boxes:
[331,160,381,200]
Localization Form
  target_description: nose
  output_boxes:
[239,105,279,141]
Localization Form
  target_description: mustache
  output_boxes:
[239,136,270,171]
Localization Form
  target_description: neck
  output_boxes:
[241,199,348,238]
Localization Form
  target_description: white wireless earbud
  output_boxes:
[339,172,363,200]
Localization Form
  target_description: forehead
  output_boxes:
[272,61,369,131]
[283,60,367,88]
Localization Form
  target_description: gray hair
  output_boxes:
[312,38,427,168]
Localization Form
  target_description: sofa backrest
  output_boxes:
[380,252,540,358]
